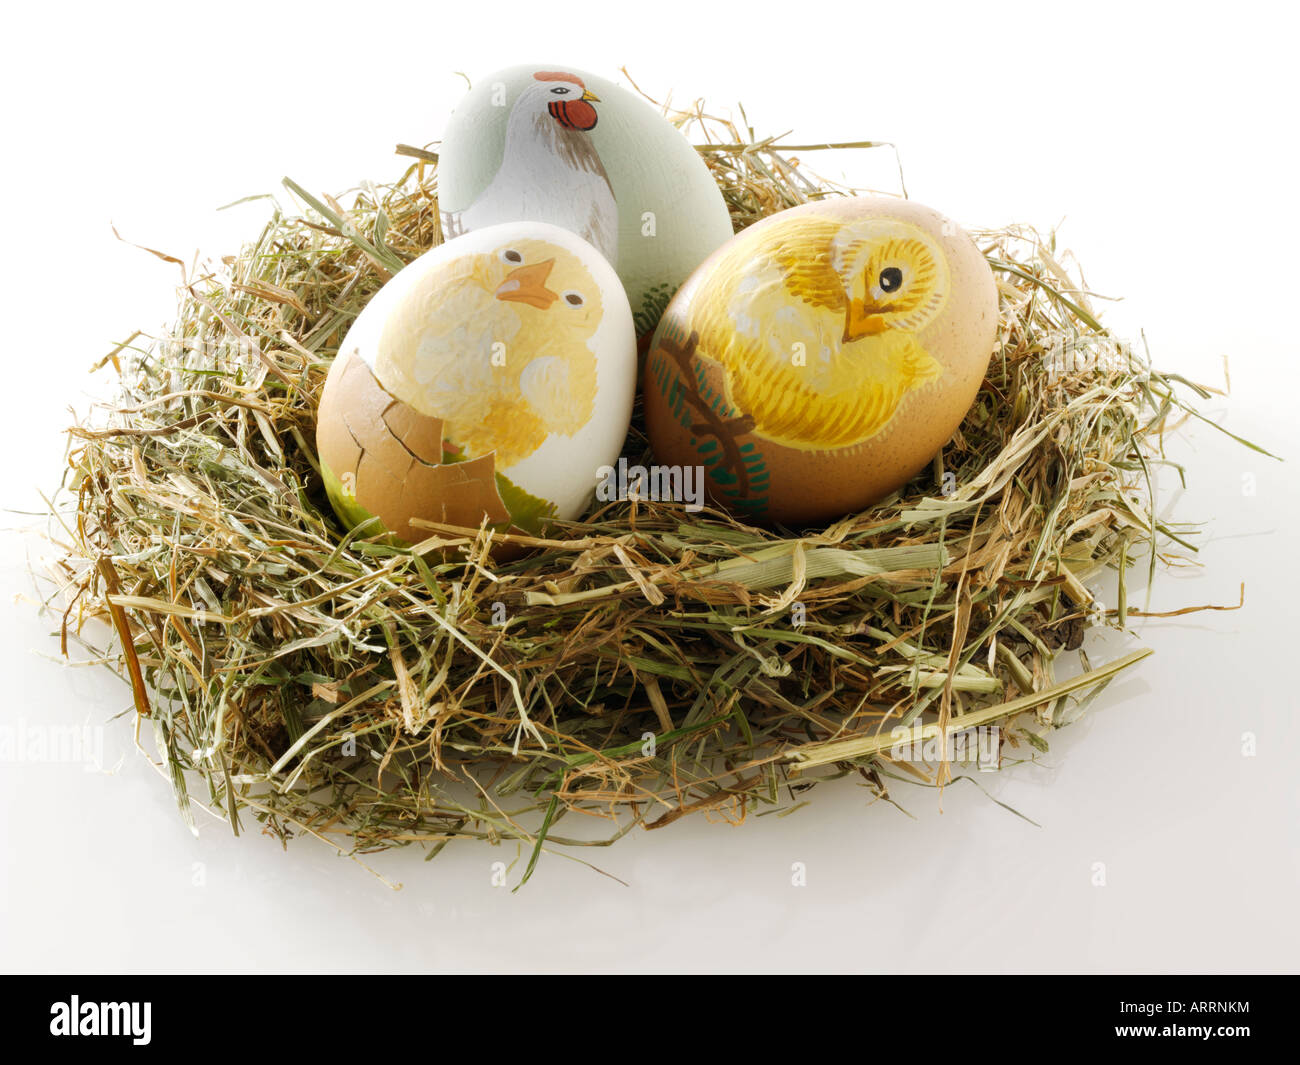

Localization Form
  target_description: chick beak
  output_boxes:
[581,89,600,102]
[843,298,888,343]
[496,259,558,309]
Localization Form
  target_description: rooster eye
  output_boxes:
[500,249,523,264]
[562,291,584,307]
[878,267,904,293]
[551,86,570,95]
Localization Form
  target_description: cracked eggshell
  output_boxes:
[437,64,735,341]
[643,197,999,526]
[316,221,636,548]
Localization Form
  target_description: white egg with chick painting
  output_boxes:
[316,221,636,556]
[438,65,736,342]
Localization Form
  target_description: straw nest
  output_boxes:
[44,87,1222,885]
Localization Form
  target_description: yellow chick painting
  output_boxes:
[691,213,949,451]
[644,197,999,526]
[317,221,636,547]
[373,236,603,468]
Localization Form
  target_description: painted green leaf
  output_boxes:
[495,473,556,535]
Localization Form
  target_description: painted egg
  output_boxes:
[317,221,636,547]
[643,197,999,526]
[437,64,735,343]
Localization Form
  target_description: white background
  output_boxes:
[1,0,1297,973]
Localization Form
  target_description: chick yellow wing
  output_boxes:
[519,354,598,437]
[454,353,593,468]
[718,331,937,449]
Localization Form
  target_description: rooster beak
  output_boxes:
[843,297,888,343]
[581,89,600,102]
[496,259,558,308]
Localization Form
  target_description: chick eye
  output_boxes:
[878,267,904,293]
[562,291,585,307]
[551,86,570,95]
[500,248,523,264]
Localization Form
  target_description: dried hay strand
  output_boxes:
[40,85,1248,884]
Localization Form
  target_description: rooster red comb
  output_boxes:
[534,71,586,87]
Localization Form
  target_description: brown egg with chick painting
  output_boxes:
[643,196,999,526]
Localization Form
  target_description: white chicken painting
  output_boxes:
[440,71,619,265]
